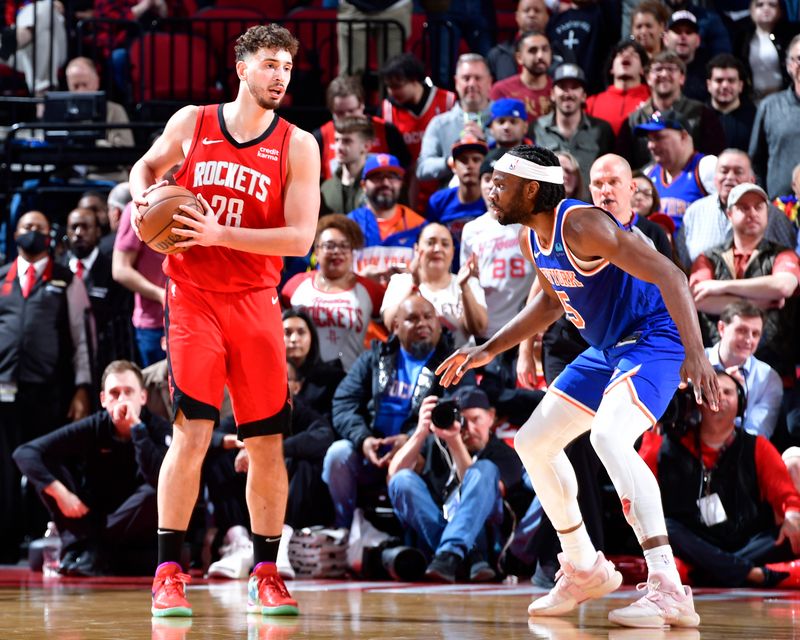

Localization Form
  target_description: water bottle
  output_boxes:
[41,522,61,578]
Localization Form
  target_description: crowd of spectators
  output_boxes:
[2,0,800,588]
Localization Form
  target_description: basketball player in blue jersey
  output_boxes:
[437,145,719,629]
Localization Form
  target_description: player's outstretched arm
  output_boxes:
[436,228,564,387]
[172,128,320,256]
[564,208,720,410]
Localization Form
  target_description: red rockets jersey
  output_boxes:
[381,87,457,160]
[169,104,295,292]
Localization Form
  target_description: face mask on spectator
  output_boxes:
[15,230,49,255]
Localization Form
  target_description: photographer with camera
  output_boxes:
[323,294,475,533]
[387,386,532,583]
[640,369,800,588]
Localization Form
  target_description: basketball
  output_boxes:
[137,185,202,255]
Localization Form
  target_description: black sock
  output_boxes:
[761,566,789,588]
[157,528,186,566]
[253,534,281,566]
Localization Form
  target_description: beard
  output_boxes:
[407,339,435,359]
[496,206,530,225]
[368,190,399,210]
[248,79,283,110]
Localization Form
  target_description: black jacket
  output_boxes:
[332,331,475,452]
[658,429,774,550]
[0,259,74,387]
[13,409,171,512]
[58,250,135,381]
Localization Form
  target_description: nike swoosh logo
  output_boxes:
[533,251,541,259]
[202,137,223,145]
[272,296,279,305]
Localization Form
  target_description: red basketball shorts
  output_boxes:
[165,279,289,439]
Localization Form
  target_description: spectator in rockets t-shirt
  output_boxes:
[281,214,384,370]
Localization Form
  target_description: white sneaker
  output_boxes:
[608,572,700,628]
[208,526,253,579]
[528,551,622,617]
[277,524,295,580]
[347,508,392,574]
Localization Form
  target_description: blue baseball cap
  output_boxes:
[490,98,528,123]
[362,153,405,180]
[634,109,689,136]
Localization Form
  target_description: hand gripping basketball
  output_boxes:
[136,184,202,255]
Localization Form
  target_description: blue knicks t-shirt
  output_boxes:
[426,186,486,271]
[373,346,433,437]
[530,199,673,350]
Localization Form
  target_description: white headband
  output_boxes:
[494,153,564,184]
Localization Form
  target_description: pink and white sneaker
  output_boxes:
[608,571,700,628]
[528,551,623,617]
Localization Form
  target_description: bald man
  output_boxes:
[65,57,134,150]
[589,154,673,259]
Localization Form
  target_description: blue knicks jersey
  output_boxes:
[646,152,707,230]
[530,199,672,350]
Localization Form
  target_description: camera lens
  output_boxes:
[431,400,461,429]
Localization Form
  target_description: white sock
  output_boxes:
[643,544,682,587]
[557,522,597,571]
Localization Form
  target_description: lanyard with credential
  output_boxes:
[695,429,737,500]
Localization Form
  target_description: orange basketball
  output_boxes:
[137,185,202,255]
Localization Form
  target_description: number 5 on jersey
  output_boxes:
[555,290,585,329]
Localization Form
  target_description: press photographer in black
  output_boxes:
[639,369,800,588]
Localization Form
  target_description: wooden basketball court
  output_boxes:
[1,567,797,639]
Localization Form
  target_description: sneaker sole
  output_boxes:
[608,610,700,628]
[246,603,300,616]
[529,570,623,617]
[151,606,193,618]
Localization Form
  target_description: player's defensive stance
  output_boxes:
[437,146,719,628]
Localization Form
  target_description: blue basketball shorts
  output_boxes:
[550,319,685,424]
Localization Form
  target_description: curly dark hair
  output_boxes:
[235,24,299,62]
[507,145,566,214]
[380,52,427,84]
[315,214,365,250]
[604,40,649,83]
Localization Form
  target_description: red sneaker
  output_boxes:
[151,562,192,617]
[247,562,299,616]
[766,560,800,588]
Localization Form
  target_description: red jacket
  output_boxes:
[586,84,650,136]
[640,429,800,519]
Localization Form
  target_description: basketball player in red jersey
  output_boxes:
[128,24,320,618]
